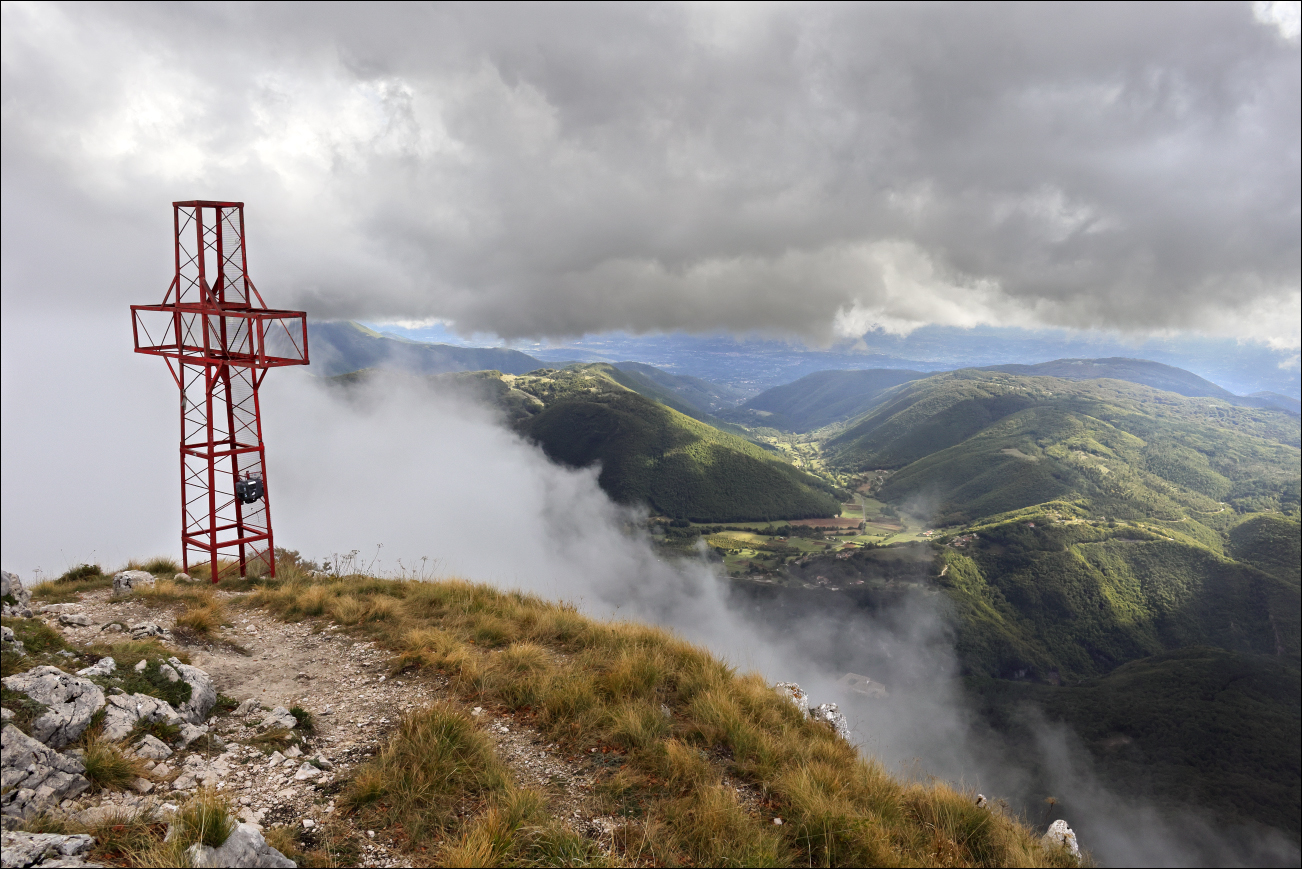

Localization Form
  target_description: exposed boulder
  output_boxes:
[128,623,169,640]
[0,725,90,824]
[167,658,215,724]
[101,693,185,742]
[75,658,115,678]
[232,698,261,717]
[112,571,155,599]
[1042,819,1081,860]
[0,830,97,868]
[811,702,851,740]
[130,734,173,760]
[1,626,24,656]
[185,822,295,868]
[258,706,297,731]
[774,682,810,717]
[292,761,321,781]
[2,571,33,618]
[0,668,105,748]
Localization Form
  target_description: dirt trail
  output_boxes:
[39,586,612,866]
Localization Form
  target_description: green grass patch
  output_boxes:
[1,685,49,735]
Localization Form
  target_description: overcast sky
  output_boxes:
[2,1,1299,345]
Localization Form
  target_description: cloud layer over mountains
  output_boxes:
[2,2,1299,345]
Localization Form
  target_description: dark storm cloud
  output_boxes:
[2,2,1298,343]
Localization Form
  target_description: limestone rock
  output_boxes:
[774,682,810,718]
[232,698,261,717]
[811,702,851,740]
[185,822,295,868]
[130,734,173,760]
[0,725,90,823]
[128,623,168,640]
[258,706,297,731]
[101,693,184,742]
[1,626,24,656]
[1,571,33,618]
[1042,819,1080,860]
[178,722,210,748]
[167,658,215,724]
[292,761,321,781]
[0,668,105,748]
[0,830,97,868]
[112,570,154,599]
[75,658,115,678]
[174,573,197,583]
[57,614,93,628]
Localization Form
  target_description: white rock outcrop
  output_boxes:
[101,693,185,742]
[811,702,851,740]
[130,734,174,761]
[258,706,298,731]
[0,667,105,748]
[75,657,116,678]
[1,571,33,618]
[774,682,810,717]
[167,657,216,724]
[112,570,155,598]
[0,830,97,867]
[185,822,295,868]
[1042,819,1080,860]
[0,725,90,824]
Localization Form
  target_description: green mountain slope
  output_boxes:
[827,371,1300,524]
[722,369,925,432]
[511,367,842,521]
[308,320,544,377]
[971,647,1300,835]
[611,361,746,414]
[983,357,1238,399]
[940,518,1300,683]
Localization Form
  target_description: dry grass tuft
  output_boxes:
[80,730,149,792]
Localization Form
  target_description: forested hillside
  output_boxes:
[827,371,1300,523]
[508,366,842,521]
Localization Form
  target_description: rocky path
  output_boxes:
[6,581,612,867]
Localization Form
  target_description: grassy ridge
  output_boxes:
[514,367,842,521]
[245,568,1081,867]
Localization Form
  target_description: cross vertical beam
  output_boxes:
[131,201,309,582]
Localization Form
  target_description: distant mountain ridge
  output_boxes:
[982,357,1297,412]
[721,369,926,432]
[308,320,544,377]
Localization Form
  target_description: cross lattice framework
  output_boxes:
[131,201,309,581]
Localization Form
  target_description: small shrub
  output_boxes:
[213,693,240,714]
[290,706,315,734]
[129,718,181,744]
[141,557,181,576]
[58,564,103,583]
[106,658,192,709]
